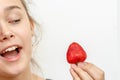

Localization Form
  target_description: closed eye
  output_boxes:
[8,19,21,24]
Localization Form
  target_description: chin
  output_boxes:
[2,64,27,78]
[0,58,30,78]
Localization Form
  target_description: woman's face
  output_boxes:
[0,0,33,77]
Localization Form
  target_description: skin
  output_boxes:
[0,0,104,80]
[70,62,104,80]
[0,0,43,80]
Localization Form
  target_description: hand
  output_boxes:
[70,62,104,80]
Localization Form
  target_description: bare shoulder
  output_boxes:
[32,74,45,80]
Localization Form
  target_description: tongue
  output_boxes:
[2,50,18,59]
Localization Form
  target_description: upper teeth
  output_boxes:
[2,46,17,54]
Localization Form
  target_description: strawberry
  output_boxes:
[66,42,87,64]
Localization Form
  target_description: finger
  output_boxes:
[70,68,81,80]
[71,64,93,80]
[78,62,104,80]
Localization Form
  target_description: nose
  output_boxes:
[0,27,14,42]
[0,32,14,41]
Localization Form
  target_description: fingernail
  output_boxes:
[71,64,77,69]
[77,62,87,68]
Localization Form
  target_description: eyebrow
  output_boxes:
[5,5,21,11]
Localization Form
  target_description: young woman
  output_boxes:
[0,0,104,80]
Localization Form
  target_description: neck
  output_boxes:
[0,67,33,80]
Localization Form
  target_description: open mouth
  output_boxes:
[0,46,22,61]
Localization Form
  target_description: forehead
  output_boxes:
[0,0,24,11]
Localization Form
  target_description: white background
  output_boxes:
[28,0,120,80]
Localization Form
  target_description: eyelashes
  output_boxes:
[8,19,21,24]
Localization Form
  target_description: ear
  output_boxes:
[30,19,34,36]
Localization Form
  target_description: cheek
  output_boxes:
[13,21,33,48]
[18,24,33,59]
[22,27,33,47]
[18,20,33,39]
[19,28,32,42]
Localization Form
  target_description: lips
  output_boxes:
[0,45,22,62]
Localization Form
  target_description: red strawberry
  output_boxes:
[66,42,87,64]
